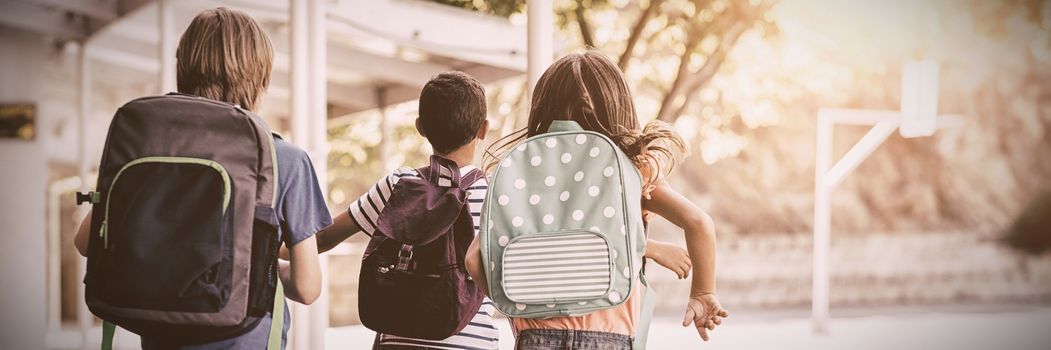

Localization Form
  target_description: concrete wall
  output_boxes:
[0,27,48,349]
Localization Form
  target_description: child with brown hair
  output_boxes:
[465,51,727,349]
[75,8,326,349]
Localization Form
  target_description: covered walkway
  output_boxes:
[0,0,555,348]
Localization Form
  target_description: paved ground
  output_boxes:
[326,306,1051,350]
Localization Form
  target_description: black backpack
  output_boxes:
[357,155,486,340]
[78,93,284,348]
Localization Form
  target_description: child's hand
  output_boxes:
[278,245,290,261]
[646,240,692,279]
[682,293,729,341]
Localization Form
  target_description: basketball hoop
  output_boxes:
[811,60,963,334]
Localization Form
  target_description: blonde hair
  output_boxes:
[176,7,273,111]
[485,51,686,184]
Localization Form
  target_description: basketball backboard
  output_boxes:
[899,60,939,138]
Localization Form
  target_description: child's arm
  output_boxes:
[316,211,362,254]
[464,235,490,297]
[279,235,321,305]
[279,211,362,260]
[644,182,728,341]
[645,239,692,279]
[74,209,92,257]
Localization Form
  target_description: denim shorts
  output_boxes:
[515,329,632,350]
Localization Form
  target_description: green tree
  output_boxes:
[432,0,776,124]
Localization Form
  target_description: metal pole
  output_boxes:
[307,0,329,348]
[809,63,954,334]
[811,112,831,335]
[526,0,553,100]
[289,0,310,349]
[811,110,901,334]
[76,40,94,349]
[824,118,900,189]
[158,0,176,94]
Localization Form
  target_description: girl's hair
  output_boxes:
[484,51,686,184]
[176,7,274,111]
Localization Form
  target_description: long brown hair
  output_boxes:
[176,7,274,111]
[484,51,686,184]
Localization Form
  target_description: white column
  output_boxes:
[158,0,176,94]
[76,41,94,348]
[306,0,329,348]
[811,113,831,335]
[46,184,62,334]
[290,0,309,147]
[526,0,553,99]
[288,0,310,349]
[376,87,391,172]
[307,0,328,176]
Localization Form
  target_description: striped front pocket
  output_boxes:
[501,232,613,303]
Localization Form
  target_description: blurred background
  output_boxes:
[1,0,1050,349]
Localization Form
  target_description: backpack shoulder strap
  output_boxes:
[459,168,485,190]
[417,155,467,187]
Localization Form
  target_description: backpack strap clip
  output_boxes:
[76,191,100,205]
[396,244,415,271]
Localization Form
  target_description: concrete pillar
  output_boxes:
[76,41,95,347]
[527,0,553,100]
[289,0,309,348]
[289,0,329,348]
[158,0,176,94]
[376,87,391,172]
[290,0,309,147]
[306,0,329,348]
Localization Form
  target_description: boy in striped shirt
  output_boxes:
[311,72,498,349]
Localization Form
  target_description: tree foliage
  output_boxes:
[332,0,1051,237]
[428,0,525,18]
[432,0,775,125]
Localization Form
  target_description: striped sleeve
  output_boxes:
[347,167,420,236]
[464,173,487,234]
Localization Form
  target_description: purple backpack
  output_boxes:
[358,155,485,340]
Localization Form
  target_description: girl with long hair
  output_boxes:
[466,51,727,349]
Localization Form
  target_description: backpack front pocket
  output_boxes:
[501,231,614,303]
[99,157,233,312]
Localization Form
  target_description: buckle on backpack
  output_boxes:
[75,191,100,205]
[396,244,414,271]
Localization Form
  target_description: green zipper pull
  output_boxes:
[99,220,108,248]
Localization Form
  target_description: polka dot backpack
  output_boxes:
[480,120,649,320]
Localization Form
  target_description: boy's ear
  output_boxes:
[415,118,426,137]
[476,119,489,140]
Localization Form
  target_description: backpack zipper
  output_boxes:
[99,156,231,249]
